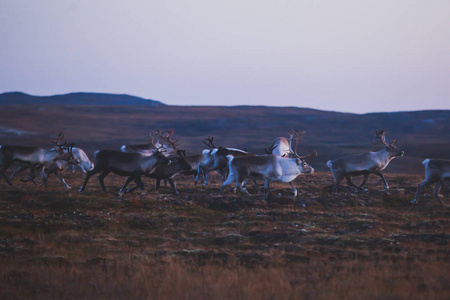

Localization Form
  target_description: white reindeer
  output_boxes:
[220,130,317,198]
[412,159,449,205]
[0,132,76,186]
[9,147,94,189]
[326,130,405,193]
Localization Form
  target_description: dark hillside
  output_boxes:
[0,92,164,106]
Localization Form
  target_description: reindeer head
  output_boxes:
[289,129,317,173]
[50,132,77,163]
[373,129,405,157]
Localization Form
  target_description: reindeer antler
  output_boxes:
[203,136,218,149]
[289,129,317,161]
[265,141,278,154]
[290,129,307,158]
[373,129,388,146]
[299,150,318,161]
[149,130,165,152]
[50,131,66,146]
[162,129,179,150]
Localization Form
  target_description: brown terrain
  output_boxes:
[0,92,449,299]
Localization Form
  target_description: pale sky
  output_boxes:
[1,0,449,113]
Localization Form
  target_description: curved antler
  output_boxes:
[163,129,179,150]
[265,141,278,154]
[203,136,218,149]
[373,129,389,146]
[289,129,317,161]
[149,130,165,152]
[299,150,318,161]
[291,129,306,158]
[50,131,66,146]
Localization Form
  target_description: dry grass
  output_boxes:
[0,171,449,299]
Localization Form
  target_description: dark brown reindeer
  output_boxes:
[79,137,171,195]
[140,150,193,195]
[412,159,449,205]
[0,132,76,186]
[326,130,405,193]
[121,133,194,195]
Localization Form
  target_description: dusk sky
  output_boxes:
[1,1,449,113]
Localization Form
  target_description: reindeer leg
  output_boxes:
[98,171,110,193]
[54,170,71,189]
[345,176,360,193]
[168,179,179,195]
[38,173,47,187]
[124,176,142,194]
[412,180,430,204]
[194,165,202,187]
[20,165,37,184]
[29,165,36,183]
[220,174,235,195]
[332,173,344,194]
[433,182,445,206]
[0,160,14,186]
[373,171,389,190]
[119,177,134,195]
[202,170,210,188]
[155,178,161,192]
[252,179,260,194]
[357,173,369,192]
[39,167,48,188]
[262,180,274,199]
[238,180,251,196]
[10,165,27,182]
[134,176,145,191]
[79,169,98,192]
[289,182,297,198]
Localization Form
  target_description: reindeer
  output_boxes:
[0,132,76,186]
[265,130,300,157]
[142,150,192,195]
[326,130,405,193]
[79,137,171,195]
[195,136,257,188]
[121,130,177,156]
[220,131,317,198]
[121,133,194,195]
[194,137,227,187]
[9,147,93,189]
[412,159,449,205]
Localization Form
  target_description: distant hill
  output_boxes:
[0,92,165,106]
[0,92,449,173]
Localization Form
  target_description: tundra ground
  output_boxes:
[0,172,448,299]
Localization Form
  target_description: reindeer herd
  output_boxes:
[0,130,448,205]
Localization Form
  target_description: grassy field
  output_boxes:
[0,171,448,299]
